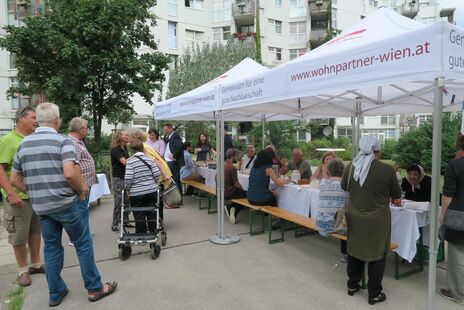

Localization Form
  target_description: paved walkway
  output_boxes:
[0,196,459,310]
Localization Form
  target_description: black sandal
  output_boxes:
[368,292,386,305]
[347,285,361,296]
[88,281,117,302]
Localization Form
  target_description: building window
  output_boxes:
[9,77,30,110]
[381,115,396,125]
[7,0,16,25]
[418,114,432,125]
[385,129,396,139]
[332,0,337,5]
[185,29,205,42]
[168,21,177,49]
[320,118,330,125]
[296,130,308,141]
[369,0,378,7]
[213,26,231,42]
[9,53,16,69]
[169,54,178,70]
[168,0,177,16]
[268,46,282,61]
[240,25,254,33]
[289,21,306,45]
[268,19,282,34]
[332,8,337,29]
[289,48,306,60]
[213,0,231,22]
[275,0,283,7]
[289,0,307,18]
[337,128,353,139]
[185,0,204,10]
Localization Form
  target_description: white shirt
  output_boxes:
[240,153,255,173]
[163,132,174,162]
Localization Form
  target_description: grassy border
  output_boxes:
[7,286,24,310]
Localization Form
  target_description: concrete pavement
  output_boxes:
[1,196,460,310]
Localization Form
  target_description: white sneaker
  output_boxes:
[229,207,236,224]
[339,254,348,263]
[224,205,230,219]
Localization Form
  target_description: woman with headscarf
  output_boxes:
[341,135,402,305]
[401,163,432,202]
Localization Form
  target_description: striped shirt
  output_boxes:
[125,152,160,197]
[68,134,96,187]
[12,127,78,215]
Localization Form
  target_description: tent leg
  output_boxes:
[210,110,240,245]
[262,114,265,149]
[427,77,444,310]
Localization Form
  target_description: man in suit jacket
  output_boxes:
[163,123,184,208]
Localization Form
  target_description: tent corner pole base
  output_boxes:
[209,234,241,245]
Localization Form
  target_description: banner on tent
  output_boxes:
[444,24,464,78]
[220,70,285,108]
[286,24,441,94]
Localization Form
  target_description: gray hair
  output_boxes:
[327,158,345,178]
[225,148,239,160]
[36,102,60,125]
[68,117,87,132]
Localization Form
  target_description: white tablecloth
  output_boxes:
[88,174,111,204]
[195,167,427,261]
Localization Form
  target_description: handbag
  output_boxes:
[160,178,182,206]
[333,165,353,235]
[444,208,464,232]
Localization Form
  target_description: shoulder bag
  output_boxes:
[333,164,353,235]
[136,155,182,206]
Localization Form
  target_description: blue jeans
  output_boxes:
[39,199,102,302]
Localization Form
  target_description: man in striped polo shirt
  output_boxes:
[10,102,117,306]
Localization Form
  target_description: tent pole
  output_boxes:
[351,116,356,158]
[427,77,444,310]
[209,110,240,245]
[352,99,362,158]
[262,113,265,149]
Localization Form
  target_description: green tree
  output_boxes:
[393,112,461,172]
[107,108,134,131]
[164,40,256,146]
[167,40,256,98]
[0,0,169,148]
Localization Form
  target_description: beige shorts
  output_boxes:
[2,199,40,246]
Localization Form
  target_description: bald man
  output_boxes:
[284,148,312,180]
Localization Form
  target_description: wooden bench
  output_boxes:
[232,198,405,284]
[182,180,217,214]
[231,198,268,236]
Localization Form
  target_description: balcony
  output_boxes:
[401,1,419,19]
[232,0,255,26]
[310,28,329,49]
[308,0,330,21]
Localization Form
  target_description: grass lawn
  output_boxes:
[6,286,24,310]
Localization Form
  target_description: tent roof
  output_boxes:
[218,8,464,118]
[154,57,288,121]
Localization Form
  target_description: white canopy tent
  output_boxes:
[216,8,463,310]
[154,8,464,309]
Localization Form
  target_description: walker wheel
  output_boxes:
[150,244,161,259]
[161,231,167,247]
[119,245,132,261]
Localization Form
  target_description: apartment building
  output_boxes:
[0,0,463,135]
